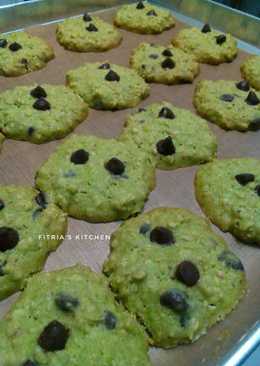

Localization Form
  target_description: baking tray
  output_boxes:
[0,1,259,365]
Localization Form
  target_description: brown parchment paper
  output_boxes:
[0,8,259,366]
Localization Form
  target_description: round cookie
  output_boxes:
[130,43,200,84]
[195,158,260,245]
[66,61,150,110]
[0,265,151,366]
[172,24,237,65]
[0,84,88,143]
[104,207,246,348]
[119,102,217,170]
[114,1,175,34]
[193,79,260,131]
[241,55,260,91]
[0,31,54,77]
[56,13,122,52]
[0,185,67,300]
[35,134,156,222]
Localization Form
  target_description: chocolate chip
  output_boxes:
[0,39,7,48]
[0,227,19,252]
[38,320,70,352]
[136,1,145,9]
[158,107,175,119]
[248,118,260,131]
[162,49,173,57]
[9,42,22,52]
[28,127,35,136]
[104,311,117,330]
[30,86,47,99]
[105,158,125,175]
[220,94,234,102]
[201,24,211,33]
[235,173,255,186]
[150,227,174,245]
[216,34,226,45]
[83,12,92,22]
[156,136,176,156]
[161,58,175,69]
[245,91,260,106]
[255,184,260,196]
[236,80,250,92]
[33,98,51,111]
[218,251,244,271]
[70,149,89,165]
[147,9,157,16]
[35,191,48,209]
[105,70,120,82]
[139,223,150,235]
[175,261,200,287]
[138,108,146,112]
[22,360,38,366]
[160,289,188,312]
[99,63,110,70]
[86,23,98,32]
[21,58,28,66]
[55,293,79,312]
[0,261,6,276]
[149,54,159,59]
[0,199,5,210]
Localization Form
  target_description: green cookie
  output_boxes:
[241,56,260,91]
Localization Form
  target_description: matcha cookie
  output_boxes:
[195,158,260,245]
[56,13,122,52]
[130,43,200,84]
[0,185,67,300]
[193,80,260,131]
[0,31,54,77]
[0,265,151,366]
[0,84,88,143]
[104,207,246,348]
[114,1,175,34]
[66,61,150,110]
[35,134,156,222]
[241,55,260,91]
[119,102,217,170]
[172,24,237,65]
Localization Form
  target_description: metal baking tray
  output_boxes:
[0,1,259,365]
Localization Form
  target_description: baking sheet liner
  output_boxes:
[0,8,259,366]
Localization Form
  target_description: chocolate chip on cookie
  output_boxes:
[35,191,48,209]
[86,23,98,32]
[161,58,175,69]
[38,320,70,351]
[160,289,188,312]
[216,34,226,45]
[9,42,22,52]
[248,118,260,131]
[147,9,157,16]
[158,107,175,119]
[149,53,159,59]
[201,24,211,33]
[99,63,110,69]
[105,158,125,175]
[245,91,260,106]
[33,98,51,111]
[139,223,150,234]
[150,226,174,245]
[30,86,47,99]
[136,1,145,9]
[255,184,260,196]
[0,199,4,210]
[55,293,79,312]
[162,49,173,57]
[70,149,89,165]
[235,173,255,186]
[156,136,176,156]
[0,227,19,252]
[0,39,7,48]
[104,311,117,330]
[105,70,120,82]
[175,261,200,287]
[236,80,250,92]
[83,12,92,22]
[27,127,35,136]
[218,251,244,271]
[220,94,234,102]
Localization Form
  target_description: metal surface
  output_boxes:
[0,2,259,366]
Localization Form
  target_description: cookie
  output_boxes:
[0,31,54,77]
[172,24,237,65]
[195,158,260,245]
[66,61,150,110]
[104,207,246,348]
[241,55,260,91]
[130,43,200,84]
[193,80,260,131]
[0,185,67,300]
[114,1,175,34]
[0,84,88,143]
[35,134,156,222]
[119,102,217,170]
[0,265,151,366]
[56,14,122,52]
